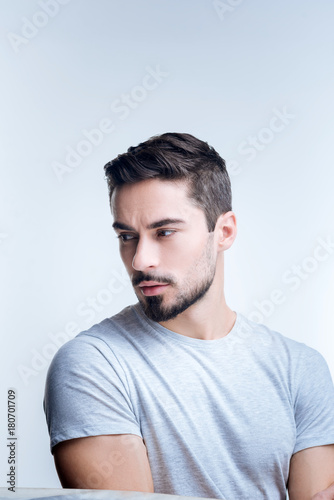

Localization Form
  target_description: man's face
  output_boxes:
[112,178,217,322]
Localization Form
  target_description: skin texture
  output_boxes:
[289,445,334,500]
[54,434,154,491]
[54,178,334,496]
[311,481,334,500]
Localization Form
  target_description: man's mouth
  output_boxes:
[138,281,170,297]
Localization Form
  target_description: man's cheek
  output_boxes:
[120,248,134,267]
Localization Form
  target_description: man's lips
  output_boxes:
[137,281,170,296]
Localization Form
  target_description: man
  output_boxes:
[44,133,334,499]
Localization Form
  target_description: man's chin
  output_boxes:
[138,295,171,322]
[139,295,189,323]
[138,277,215,323]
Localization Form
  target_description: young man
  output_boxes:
[44,133,334,499]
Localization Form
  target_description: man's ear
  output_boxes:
[215,211,237,252]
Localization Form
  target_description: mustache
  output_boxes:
[132,273,175,287]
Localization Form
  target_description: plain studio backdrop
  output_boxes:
[1,0,334,489]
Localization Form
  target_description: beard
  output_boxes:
[133,233,217,323]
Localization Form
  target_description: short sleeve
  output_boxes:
[293,348,334,454]
[44,334,142,453]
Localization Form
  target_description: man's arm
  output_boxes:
[53,434,154,491]
[312,482,334,500]
[288,445,334,500]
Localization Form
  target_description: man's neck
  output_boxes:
[159,290,236,341]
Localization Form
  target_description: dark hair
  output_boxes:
[104,132,232,232]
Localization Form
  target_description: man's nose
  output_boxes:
[132,237,160,271]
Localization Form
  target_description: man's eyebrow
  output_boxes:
[147,218,186,229]
[112,218,186,231]
[112,221,135,231]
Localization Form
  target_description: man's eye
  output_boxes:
[117,234,136,242]
[157,230,175,237]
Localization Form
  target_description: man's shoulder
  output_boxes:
[78,302,140,341]
[236,313,323,362]
[50,303,145,365]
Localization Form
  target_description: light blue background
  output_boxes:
[1,0,334,489]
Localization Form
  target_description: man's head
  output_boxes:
[104,133,236,323]
[104,132,232,232]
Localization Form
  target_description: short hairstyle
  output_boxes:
[104,132,232,232]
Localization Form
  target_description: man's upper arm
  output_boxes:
[53,433,154,491]
[288,445,334,500]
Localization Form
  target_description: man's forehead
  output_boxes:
[114,177,189,197]
[112,178,192,212]
[111,178,203,226]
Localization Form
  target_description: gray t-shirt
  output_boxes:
[44,304,334,499]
